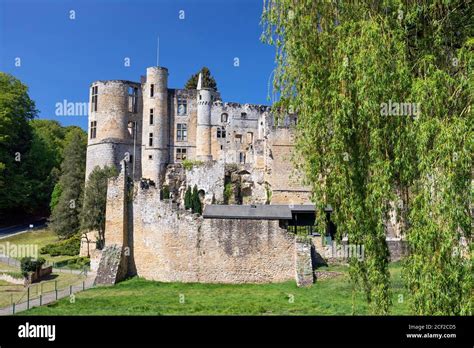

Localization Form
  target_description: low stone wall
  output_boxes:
[0,273,24,285]
[130,186,298,284]
[99,162,314,286]
[295,238,314,286]
[25,266,53,286]
[79,231,102,272]
[311,235,409,264]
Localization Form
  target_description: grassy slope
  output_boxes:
[24,263,410,315]
[0,229,74,262]
[0,229,87,308]
[0,271,88,308]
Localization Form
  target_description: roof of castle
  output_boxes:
[202,204,317,220]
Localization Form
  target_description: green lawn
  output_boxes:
[24,263,410,315]
[0,229,75,263]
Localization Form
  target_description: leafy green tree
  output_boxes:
[49,128,87,238]
[399,3,472,315]
[161,185,170,200]
[50,182,62,211]
[23,120,66,214]
[0,73,37,217]
[0,75,88,221]
[185,67,218,90]
[20,256,46,277]
[191,185,202,215]
[262,0,471,314]
[80,166,118,250]
[184,186,192,210]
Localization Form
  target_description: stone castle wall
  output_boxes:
[130,185,298,283]
[86,141,141,179]
[184,161,225,204]
[89,163,314,286]
[85,67,313,204]
[266,127,311,204]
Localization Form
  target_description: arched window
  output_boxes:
[221,113,228,123]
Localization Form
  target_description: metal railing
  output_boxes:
[0,255,94,315]
[6,276,95,315]
[0,255,20,267]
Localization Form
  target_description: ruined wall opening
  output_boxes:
[128,86,138,113]
[198,189,205,203]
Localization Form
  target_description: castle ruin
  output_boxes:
[82,65,406,287]
[86,66,310,205]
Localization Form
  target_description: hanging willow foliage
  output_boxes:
[262,0,472,315]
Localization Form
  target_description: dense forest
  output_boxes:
[0,72,87,226]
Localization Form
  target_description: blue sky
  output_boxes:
[0,0,276,129]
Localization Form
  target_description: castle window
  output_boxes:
[149,133,153,147]
[235,134,242,143]
[128,86,138,113]
[148,155,153,160]
[176,123,187,141]
[91,86,98,112]
[246,132,253,143]
[90,121,97,139]
[176,148,187,161]
[149,108,154,125]
[221,113,228,123]
[217,127,226,138]
[241,112,247,119]
[239,152,246,164]
[177,97,187,116]
[150,84,154,97]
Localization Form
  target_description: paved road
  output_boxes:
[0,218,47,239]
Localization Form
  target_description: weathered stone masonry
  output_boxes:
[86,65,408,287]
[93,161,313,286]
[85,65,312,205]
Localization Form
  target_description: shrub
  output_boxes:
[161,185,170,200]
[54,256,90,270]
[20,257,46,276]
[40,234,81,256]
[265,183,272,204]
[182,159,204,170]
[191,185,202,215]
[224,183,233,204]
[184,186,192,210]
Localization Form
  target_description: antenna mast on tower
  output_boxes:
[156,35,160,67]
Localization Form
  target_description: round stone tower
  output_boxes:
[86,80,140,179]
[196,77,213,161]
[141,66,169,184]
